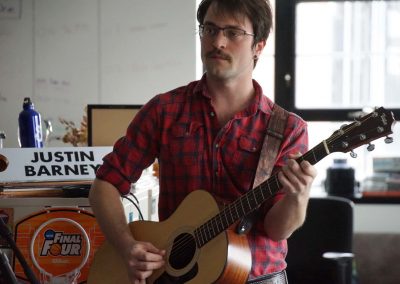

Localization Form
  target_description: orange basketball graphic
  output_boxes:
[14,208,106,283]
[49,243,62,256]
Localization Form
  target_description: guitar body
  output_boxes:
[88,190,252,284]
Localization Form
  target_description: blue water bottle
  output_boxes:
[18,97,43,148]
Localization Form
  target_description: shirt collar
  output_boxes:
[193,73,273,116]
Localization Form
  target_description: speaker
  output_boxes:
[325,159,355,197]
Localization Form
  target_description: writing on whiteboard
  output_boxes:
[0,0,20,19]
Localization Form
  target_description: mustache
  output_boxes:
[206,49,231,61]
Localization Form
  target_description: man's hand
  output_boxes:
[278,153,317,198]
[264,153,317,240]
[122,239,166,284]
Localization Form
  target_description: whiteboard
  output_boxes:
[0,0,197,148]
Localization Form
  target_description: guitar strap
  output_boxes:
[236,104,289,234]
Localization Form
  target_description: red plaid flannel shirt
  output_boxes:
[96,75,308,279]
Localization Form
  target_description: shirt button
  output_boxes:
[215,143,219,148]
[215,171,219,176]
[210,111,215,117]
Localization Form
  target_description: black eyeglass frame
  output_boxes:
[198,24,255,40]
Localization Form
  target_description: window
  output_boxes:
[276,0,400,121]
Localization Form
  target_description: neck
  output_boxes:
[206,74,255,126]
[206,72,254,100]
[207,75,255,121]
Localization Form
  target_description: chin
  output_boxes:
[206,66,230,79]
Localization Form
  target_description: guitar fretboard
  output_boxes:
[194,141,328,247]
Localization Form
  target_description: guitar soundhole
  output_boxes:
[169,232,196,270]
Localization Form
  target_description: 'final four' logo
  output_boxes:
[40,230,83,257]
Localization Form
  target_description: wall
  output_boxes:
[354,204,400,233]
[0,0,197,147]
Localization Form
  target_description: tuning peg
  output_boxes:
[367,143,375,152]
[384,136,393,144]
[350,150,357,158]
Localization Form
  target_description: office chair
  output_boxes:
[286,196,354,284]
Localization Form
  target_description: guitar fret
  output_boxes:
[224,207,230,228]
[245,195,251,213]
[274,175,280,190]
[194,229,201,247]
[209,219,215,240]
[267,180,273,195]
[311,149,317,164]
[250,191,257,207]
[201,225,208,245]
[202,225,208,245]
[206,222,212,241]
[214,216,221,235]
[217,214,223,232]
[260,184,265,199]
[238,201,244,217]
[255,188,263,204]
[233,203,239,221]
[196,227,203,247]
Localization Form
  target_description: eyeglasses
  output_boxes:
[199,24,254,41]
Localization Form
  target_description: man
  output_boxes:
[89,0,317,283]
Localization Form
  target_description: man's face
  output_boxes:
[200,3,265,82]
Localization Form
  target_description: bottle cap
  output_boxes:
[23,97,33,107]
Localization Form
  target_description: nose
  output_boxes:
[211,30,228,49]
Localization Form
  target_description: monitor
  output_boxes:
[87,104,142,146]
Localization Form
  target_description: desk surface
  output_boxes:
[0,189,65,198]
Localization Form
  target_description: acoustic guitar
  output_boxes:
[88,107,395,284]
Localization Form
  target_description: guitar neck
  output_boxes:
[194,106,395,247]
[194,141,329,247]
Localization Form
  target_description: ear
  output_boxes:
[253,39,266,58]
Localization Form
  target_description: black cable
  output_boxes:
[0,249,18,284]
[0,218,40,284]
[122,196,144,221]
[128,192,140,205]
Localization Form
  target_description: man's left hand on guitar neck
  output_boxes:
[263,153,317,241]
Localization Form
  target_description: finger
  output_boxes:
[288,151,302,159]
[285,160,303,181]
[278,170,296,194]
[137,250,165,262]
[300,160,317,178]
[135,257,165,271]
[142,242,166,257]
[133,269,154,281]
[287,159,316,186]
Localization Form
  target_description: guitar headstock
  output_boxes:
[327,107,396,154]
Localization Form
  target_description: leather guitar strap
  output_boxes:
[236,104,289,234]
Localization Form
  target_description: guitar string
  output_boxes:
[166,113,377,258]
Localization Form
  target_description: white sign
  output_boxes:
[0,147,112,182]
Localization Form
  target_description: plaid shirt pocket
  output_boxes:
[168,122,204,166]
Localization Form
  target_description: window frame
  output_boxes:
[275,0,400,121]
